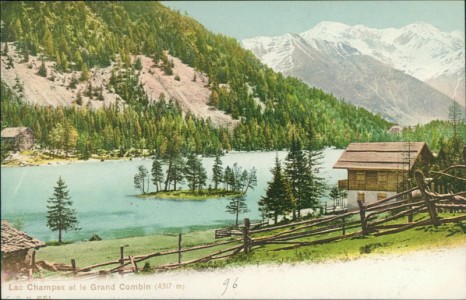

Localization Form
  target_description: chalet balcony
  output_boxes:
[338,179,348,189]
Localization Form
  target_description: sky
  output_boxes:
[162,1,465,40]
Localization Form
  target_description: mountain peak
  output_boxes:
[242,21,464,125]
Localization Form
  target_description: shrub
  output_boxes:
[89,234,102,241]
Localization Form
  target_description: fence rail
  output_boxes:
[31,165,465,279]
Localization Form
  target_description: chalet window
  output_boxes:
[357,192,365,202]
[377,192,387,200]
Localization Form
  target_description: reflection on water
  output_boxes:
[1,149,344,241]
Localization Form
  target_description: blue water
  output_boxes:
[1,149,344,242]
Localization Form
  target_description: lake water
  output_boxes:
[1,149,344,242]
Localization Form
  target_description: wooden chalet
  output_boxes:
[333,142,433,209]
[1,127,35,151]
[1,220,46,280]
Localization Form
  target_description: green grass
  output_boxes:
[194,213,466,269]
[35,229,239,274]
[34,213,466,276]
[138,189,241,200]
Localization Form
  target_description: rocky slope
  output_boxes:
[243,22,465,125]
[1,44,236,128]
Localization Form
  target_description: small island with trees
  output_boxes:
[133,150,257,204]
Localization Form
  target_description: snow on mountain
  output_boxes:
[242,21,465,125]
[299,21,465,82]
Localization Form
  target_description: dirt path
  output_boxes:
[3,245,465,299]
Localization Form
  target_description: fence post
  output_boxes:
[341,216,346,236]
[243,218,251,253]
[71,259,76,276]
[178,233,182,264]
[119,245,124,274]
[29,250,36,279]
[415,170,440,227]
[357,199,368,235]
[407,192,413,223]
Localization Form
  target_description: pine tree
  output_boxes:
[80,63,89,81]
[184,152,203,192]
[76,90,83,105]
[46,176,79,243]
[225,166,256,225]
[151,158,164,192]
[226,195,249,225]
[166,156,185,191]
[38,60,47,77]
[134,165,149,194]
[223,165,233,191]
[304,122,326,210]
[285,136,310,219]
[259,156,295,224]
[212,154,223,190]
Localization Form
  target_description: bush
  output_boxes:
[142,262,152,272]
[89,234,102,241]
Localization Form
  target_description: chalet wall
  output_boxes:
[347,190,397,209]
[348,170,405,192]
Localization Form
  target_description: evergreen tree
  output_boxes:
[38,60,47,77]
[448,101,464,164]
[225,166,257,225]
[134,165,149,194]
[46,176,79,243]
[80,63,89,81]
[151,158,164,192]
[76,90,83,105]
[259,156,295,224]
[184,152,205,192]
[223,165,233,191]
[285,136,310,219]
[166,156,185,191]
[212,154,223,190]
[226,195,249,225]
[305,122,326,210]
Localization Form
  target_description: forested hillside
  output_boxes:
[2,1,397,154]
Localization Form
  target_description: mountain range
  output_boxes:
[242,21,465,125]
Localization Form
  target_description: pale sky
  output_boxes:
[162,1,465,40]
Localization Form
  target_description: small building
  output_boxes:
[333,142,433,209]
[1,220,46,280]
[388,125,403,134]
[1,127,35,151]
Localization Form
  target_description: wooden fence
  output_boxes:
[36,165,465,279]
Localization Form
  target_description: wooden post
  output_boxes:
[357,199,368,235]
[29,250,36,277]
[342,216,346,236]
[407,192,413,223]
[178,233,182,264]
[243,218,251,253]
[119,245,124,274]
[415,171,440,227]
[71,259,76,276]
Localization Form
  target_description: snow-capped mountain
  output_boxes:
[242,21,465,125]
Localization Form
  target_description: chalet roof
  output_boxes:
[333,142,431,171]
[1,220,46,253]
[1,127,30,138]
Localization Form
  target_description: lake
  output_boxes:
[1,149,345,242]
